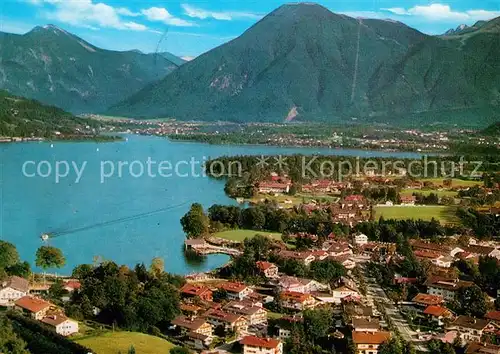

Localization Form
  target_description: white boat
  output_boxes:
[50,144,54,148]
[40,233,50,241]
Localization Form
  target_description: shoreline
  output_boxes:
[165,135,446,156]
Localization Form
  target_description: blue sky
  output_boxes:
[1,0,499,58]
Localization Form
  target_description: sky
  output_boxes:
[1,0,500,58]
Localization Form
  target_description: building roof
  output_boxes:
[204,308,243,324]
[424,276,474,291]
[1,276,29,293]
[352,331,390,344]
[256,261,276,271]
[171,316,209,331]
[466,342,500,354]
[344,195,364,202]
[423,305,451,317]
[219,282,248,294]
[240,336,281,349]
[400,195,417,202]
[223,301,265,316]
[485,311,500,322]
[344,304,373,317]
[187,331,210,341]
[409,239,451,253]
[15,296,52,313]
[63,280,81,290]
[280,291,313,303]
[452,316,490,330]
[277,250,314,261]
[258,182,290,189]
[352,318,380,330]
[463,245,495,256]
[414,249,443,259]
[180,283,212,297]
[41,315,71,327]
[180,304,203,313]
[412,293,444,306]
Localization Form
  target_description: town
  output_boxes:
[3,159,498,354]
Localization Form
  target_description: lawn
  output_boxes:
[418,178,482,188]
[374,206,458,224]
[400,189,458,198]
[75,331,176,354]
[214,229,283,242]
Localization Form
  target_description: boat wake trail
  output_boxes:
[45,201,190,239]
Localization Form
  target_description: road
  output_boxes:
[353,256,428,352]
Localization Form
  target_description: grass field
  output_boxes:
[75,331,175,354]
[214,229,283,242]
[374,206,458,224]
[418,178,482,188]
[400,189,458,197]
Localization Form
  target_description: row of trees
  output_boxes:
[206,154,496,183]
[457,208,500,239]
[183,202,462,244]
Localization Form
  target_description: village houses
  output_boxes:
[0,275,29,305]
[240,336,283,354]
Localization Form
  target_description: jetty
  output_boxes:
[184,239,242,257]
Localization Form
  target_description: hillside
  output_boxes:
[0,90,98,138]
[109,4,500,126]
[0,25,183,113]
[481,122,500,136]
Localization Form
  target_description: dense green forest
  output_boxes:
[0,90,99,138]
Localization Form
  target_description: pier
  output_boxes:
[184,239,242,257]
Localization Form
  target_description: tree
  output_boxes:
[127,345,136,354]
[170,346,191,354]
[0,317,28,354]
[35,246,66,271]
[48,278,67,301]
[0,240,20,269]
[150,257,164,278]
[379,337,403,354]
[6,261,31,278]
[180,203,209,238]
[309,259,346,283]
[72,264,93,279]
[455,285,487,317]
[303,308,334,344]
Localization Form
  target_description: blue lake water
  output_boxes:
[0,134,421,275]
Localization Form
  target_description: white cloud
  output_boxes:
[382,4,500,22]
[141,7,196,27]
[28,0,149,31]
[116,7,141,17]
[181,4,261,21]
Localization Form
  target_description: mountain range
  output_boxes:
[0,25,184,113]
[108,3,500,126]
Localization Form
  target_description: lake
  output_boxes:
[0,134,421,275]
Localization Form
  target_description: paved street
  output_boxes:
[354,257,428,352]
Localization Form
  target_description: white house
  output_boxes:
[0,276,29,305]
[41,315,79,336]
[332,285,360,304]
[354,233,368,246]
[240,336,283,354]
